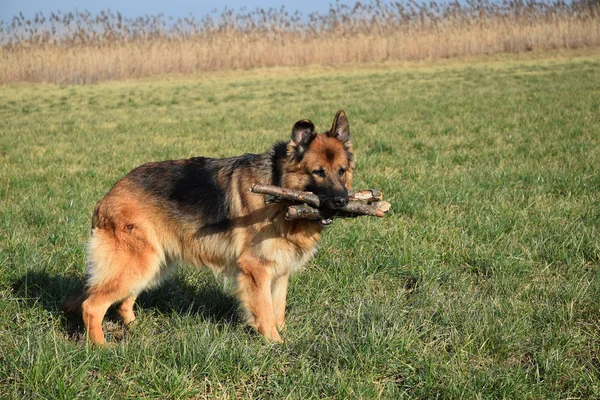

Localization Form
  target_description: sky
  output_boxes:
[1,0,354,23]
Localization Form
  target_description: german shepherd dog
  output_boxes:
[63,110,354,344]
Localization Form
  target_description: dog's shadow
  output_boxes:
[11,269,241,341]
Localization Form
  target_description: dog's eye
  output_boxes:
[338,168,346,176]
[312,169,326,177]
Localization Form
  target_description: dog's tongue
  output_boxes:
[319,218,333,226]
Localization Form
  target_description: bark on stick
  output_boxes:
[251,183,391,220]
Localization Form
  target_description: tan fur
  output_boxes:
[66,112,354,344]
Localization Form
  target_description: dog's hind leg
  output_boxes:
[82,229,162,344]
[81,292,115,345]
[116,294,138,326]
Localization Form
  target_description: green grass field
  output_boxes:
[1,54,600,398]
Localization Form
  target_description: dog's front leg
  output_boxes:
[236,254,282,343]
[272,272,289,331]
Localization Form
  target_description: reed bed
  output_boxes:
[1,0,599,84]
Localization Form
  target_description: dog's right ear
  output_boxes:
[290,119,316,158]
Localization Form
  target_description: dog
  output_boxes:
[63,110,354,344]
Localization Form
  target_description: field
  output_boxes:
[2,1,599,84]
[1,52,600,398]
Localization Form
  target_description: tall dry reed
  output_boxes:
[1,0,599,84]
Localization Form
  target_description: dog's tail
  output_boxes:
[62,289,87,316]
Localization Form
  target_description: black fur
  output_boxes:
[126,142,290,229]
[128,157,232,228]
[270,141,288,187]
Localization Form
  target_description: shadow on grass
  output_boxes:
[11,269,241,341]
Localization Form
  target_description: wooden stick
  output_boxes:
[285,204,322,220]
[285,202,390,220]
[250,183,321,207]
[342,201,386,217]
[251,184,383,206]
[251,183,391,221]
[348,189,382,203]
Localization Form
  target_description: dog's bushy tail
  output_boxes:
[62,289,87,316]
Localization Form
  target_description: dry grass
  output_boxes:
[1,0,600,84]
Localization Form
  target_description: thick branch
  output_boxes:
[285,204,322,220]
[349,189,383,203]
[250,183,321,207]
[251,183,390,221]
[251,184,383,206]
[286,201,391,220]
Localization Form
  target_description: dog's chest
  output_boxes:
[256,221,322,275]
[266,236,320,276]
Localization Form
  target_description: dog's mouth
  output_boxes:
[314,194,348,226]
[317,208,335,226]
[319,217,333,226]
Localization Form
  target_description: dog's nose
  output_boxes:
[333,196,348,208]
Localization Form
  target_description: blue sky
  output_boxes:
[1,1,353,22]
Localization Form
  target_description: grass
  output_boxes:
[2,1,600,84]
[1,52,600,398]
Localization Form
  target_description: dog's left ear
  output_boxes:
[327,109,351,146]
[290,119,317,159]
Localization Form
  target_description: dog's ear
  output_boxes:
[327,110,351,145]
[290,119,316,157]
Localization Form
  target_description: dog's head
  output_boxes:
[282,110,354,212]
